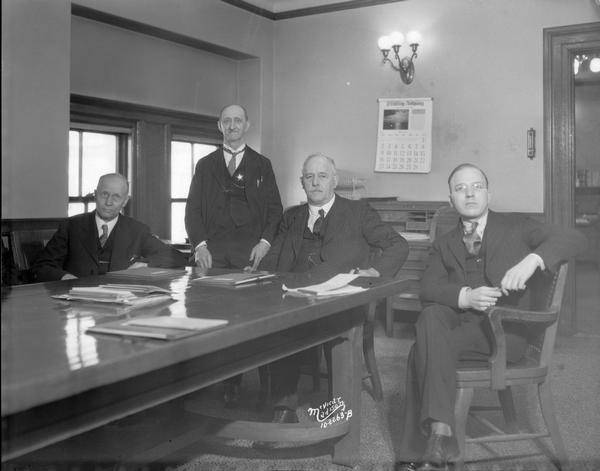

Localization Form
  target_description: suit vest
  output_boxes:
[97,230,115,274]
[291,216,330,273]
[215,157,253,230]
[464,237,488,288]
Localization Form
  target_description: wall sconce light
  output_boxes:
[378,30,422,84]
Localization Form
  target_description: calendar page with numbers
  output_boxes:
[375,97,432,173]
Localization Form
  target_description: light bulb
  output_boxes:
[378,35,392,51]
[573,57,580,75]
[406,30,422,45]
[389,31,404,47]
[590,57,600,73]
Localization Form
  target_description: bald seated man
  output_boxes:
[32,173,188,282]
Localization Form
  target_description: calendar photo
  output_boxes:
[375,97,432,173]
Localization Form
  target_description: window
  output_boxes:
[68,129,129,216]
[170,140,217,243]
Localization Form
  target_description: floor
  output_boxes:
[4,262,599,471]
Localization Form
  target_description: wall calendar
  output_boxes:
[375,97,432,173]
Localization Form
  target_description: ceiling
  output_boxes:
[221,0,403,19]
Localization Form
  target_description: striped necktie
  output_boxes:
[99,224,109,248]
[462,221,481,256]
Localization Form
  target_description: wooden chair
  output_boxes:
[9,229,57,283]
[454,263,569,470]
[384,205,459,336]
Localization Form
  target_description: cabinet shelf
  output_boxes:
[575,186,600,195]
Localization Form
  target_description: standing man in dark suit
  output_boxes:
[32,173,187,282]
[185,104,282,271]
[185,104,283,407]
[397,163,586,471]
[259,153,409,423]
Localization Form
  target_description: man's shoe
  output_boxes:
[223,382,240,409]
[272,407,298,424]
[395,462,418,471]
[417,432,450,471]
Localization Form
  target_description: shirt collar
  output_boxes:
[223,144,246,154]
[308,194,336,217]
[95,213,119,236]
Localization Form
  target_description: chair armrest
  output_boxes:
[486,306,559,390]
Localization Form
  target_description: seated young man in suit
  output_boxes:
[397,163,586,471]
[259,153,409,424]
[32,173,187,281]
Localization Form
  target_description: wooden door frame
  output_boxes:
[543,21,600,333]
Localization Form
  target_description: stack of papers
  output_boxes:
[193,271,276,287]
[283,273,366,297]
[86,316,229,340]
[109,267,186,280]
[52,284,173,307]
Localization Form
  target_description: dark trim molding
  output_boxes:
[221,0,277,20]
[221,0,404,20]
[70,94,218,139]
[71,3,255,60]
[543,21,600,334]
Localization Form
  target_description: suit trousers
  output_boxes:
[398,303,528,460]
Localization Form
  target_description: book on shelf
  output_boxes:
[108,267,187,280]
[86,316,228,340]
[192,271,276,287]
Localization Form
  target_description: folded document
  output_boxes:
[193,271,276,286]
[283,273,366,297]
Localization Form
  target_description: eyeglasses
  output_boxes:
[452,182,487,193]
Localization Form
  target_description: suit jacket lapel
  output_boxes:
[321,197,344,246]
[110,216,130,267]
[78,212,99,267]
[447,223,467,272]
[242,148,258,196]
[209,150,228,190]
[483,211,507,267]
[290,206,308,257]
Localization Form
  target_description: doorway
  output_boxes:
[544,22,600,334]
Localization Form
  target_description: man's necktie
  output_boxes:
[225,148,243,176]
[462,221,481,256]
[312,209,325,237]
[99,224,109,248]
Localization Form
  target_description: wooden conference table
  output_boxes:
[1,268,408,467]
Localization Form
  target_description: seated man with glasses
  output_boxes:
[396,163,585,471]
[258,153,409,424]
[32,173,187,281]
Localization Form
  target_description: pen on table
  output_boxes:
[129,255,140,264]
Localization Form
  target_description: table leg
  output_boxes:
[331,323,362,467]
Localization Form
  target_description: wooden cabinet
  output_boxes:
[367,200,451,334]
